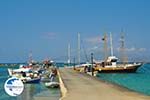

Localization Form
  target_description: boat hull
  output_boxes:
[24,78,41,83]
[95,64,142,73]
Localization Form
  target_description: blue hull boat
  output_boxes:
[24,78,41,83]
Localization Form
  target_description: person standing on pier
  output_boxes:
[49,68,57,82]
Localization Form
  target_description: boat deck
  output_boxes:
[59,68,150,100]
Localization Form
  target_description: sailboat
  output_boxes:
[94,33,142,73]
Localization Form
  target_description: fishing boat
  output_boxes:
[8,64,32,77]
[94,56,142,73]
[22,77,41,83]
[8,64,41,83]
[94,33,142,73]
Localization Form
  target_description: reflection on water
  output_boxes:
[18,83,60,100]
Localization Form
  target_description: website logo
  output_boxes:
[4,77,24,96]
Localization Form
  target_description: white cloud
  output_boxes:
[85,36,101,44]
[42,32,57,40]
[86,46,103,53]
[126,47,136,52]
[138,48,146,52]
[92,46,99,50]
[117,47,146,52]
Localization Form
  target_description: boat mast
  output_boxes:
[110,32,114,56]
[120,31,128,64]
[29,51,33,64]
[78,32,81,65]
[68,43,71,65]
[81,40,89,63]
[103,33,108,62]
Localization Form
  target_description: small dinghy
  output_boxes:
[45,82,59,88]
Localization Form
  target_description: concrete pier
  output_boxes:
[59,68,150,100]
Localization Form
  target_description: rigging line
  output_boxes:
[81,39,89,63]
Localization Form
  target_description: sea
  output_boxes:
[0,64,60,100]
[96,63,150,96]
[1,63,150,100]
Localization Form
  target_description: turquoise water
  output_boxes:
[97,63,150,95]
[0,65,60,100]
[1,63,150,99]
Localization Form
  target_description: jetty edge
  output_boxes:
[58,69,67,100]
[58,68,150,100]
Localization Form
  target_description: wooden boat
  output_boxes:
[8,65,31,76]
[76,33,142,73]
[94,33,142,73]
[8,66,41,83]
[94,57,142,73]
[74,59,142,73]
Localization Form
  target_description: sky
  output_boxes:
[0,0,150,63]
